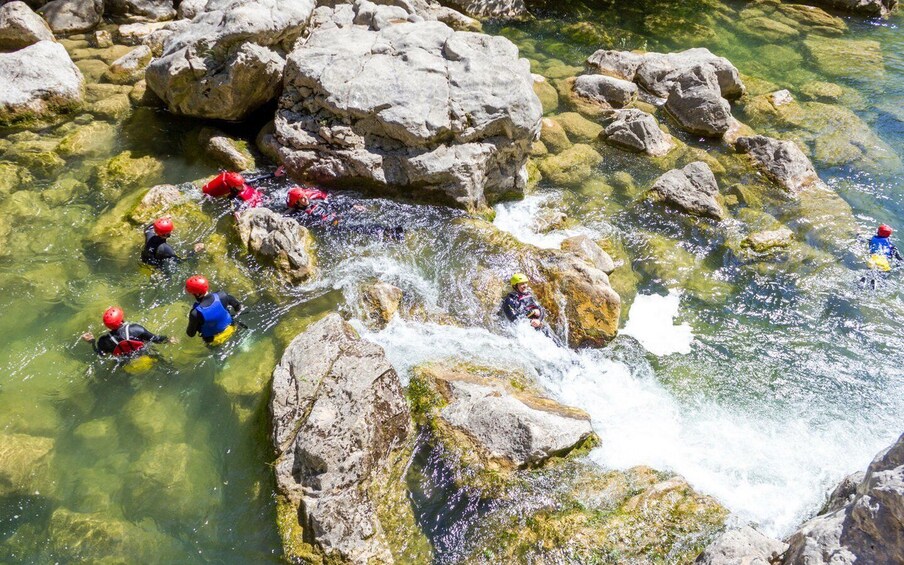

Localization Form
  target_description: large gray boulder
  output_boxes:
[600,108,674,156]
[695,526,787,565]
[145,0,316,120]
[782,433,904,565]
[572,73,638,109]
[809,0,897,16]
[649,161,726,220]
[235,207,316,284]
[665,64,733,137]
[736,135,826,195]
[270,313,411,564]
[439,0,527,18]
[0,1,53,51]
[0,40,84,125]
[270,20,541,210]
[38,0,104,34]
[105,0,176,22]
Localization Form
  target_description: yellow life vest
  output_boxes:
[869,254,892,272]
[123,355,157,374]
[208,323,237,347]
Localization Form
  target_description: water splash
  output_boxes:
[622,291,694,356]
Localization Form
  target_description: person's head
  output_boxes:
[224,172,245,196]
[103,306,124,331]
[878,224,893,238]
[185,275,210,299]
[286,186,310,210]
[153,217,173,238]
[510,272,530,293]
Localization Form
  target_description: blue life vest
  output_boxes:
[194,293,233,339]
[869,236,895,259]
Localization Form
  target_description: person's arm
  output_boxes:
[129,324,168,344]
[219,291,243,316]
[528,297,545,321]
[501,295,519,322]
[186,308,202,337]
[892,244,903,261]
[155,242,182,263]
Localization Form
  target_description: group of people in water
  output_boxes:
[82,166,901,370]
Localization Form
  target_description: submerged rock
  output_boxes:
[0,1,53,51]
[600,108,674,156]
[695,526,787,564]
[146,0,317,120]
[537,143,602,186]
[803,36,884,79]
[271,20,541,211]
[649,161,726,220]
[736,135,824,195]
[270,313,427,563]
[742,227,794,253]
[39,0,103,34]
[0,432,54,497]
[235,207,316,284]
[0,41,84,125]
[781,432,904,565]
[48,507,182,562]
[94,150,165,202]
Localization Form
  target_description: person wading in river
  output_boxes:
[184,275,243,346]
[141,217,204,268]
[81,307,174,372]
[500,272,564,347]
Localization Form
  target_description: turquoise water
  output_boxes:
[0,1,902,561]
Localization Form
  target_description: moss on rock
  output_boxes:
[94,150,164,202]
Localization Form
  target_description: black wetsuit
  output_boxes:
[185,291,242,343]
[91,323,167,357]
[141,226,180,267]
[290,195,403,240]
[502,290,546,323]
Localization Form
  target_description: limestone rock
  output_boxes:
[177,0,205,19]
[91,28,113,48]
[539,117,571,153]
[116,21,170,45]
[537,143,602,186]
[553,111,603,143]
[270,313,415,564]
[803,36,884,79]
[808,0,897,17]
[742,227,794,253]
[105,0,176,22]
[94,150,164,202]
[48,508,182,562]
[561,234,616,274]
[0,432,54,497]
[736,135,825,195]
[0,1,53,51]
[782,432,904,565]
[146,0,316,121]
[38,0,103,34]
[664,64,732,137]
[0,41,84,125]
[272,20,542,211]
[439,0,527,18]
[695,526,787,565]
[360,281,403,328]
[600,108,673,156]
[649,161,726,220]
[572,74,638,109]
[413,362,594,476]
[103,44,153,84]
[198,127,255,170]
[236,207,316,284]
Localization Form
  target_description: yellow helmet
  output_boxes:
[510,272,529,287]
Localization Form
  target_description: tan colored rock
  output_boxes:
[236,207,316,284]
[360,281,403,328]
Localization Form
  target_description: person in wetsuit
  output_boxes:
[869,224,903,265]
[81,306,172,357]
[202,171,264,216]
[184,275,243,345]
[141,217,204,267]
[285,185,404,241]
[502,272,547,329]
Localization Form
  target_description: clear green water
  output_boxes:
[0,1,902,562]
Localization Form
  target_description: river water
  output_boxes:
[1,1,902,562]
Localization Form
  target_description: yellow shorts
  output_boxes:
[123,355,157,374]
[208,324,237,347]
[869,254,891,272]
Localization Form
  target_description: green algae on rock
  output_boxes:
[94,150,165,202]
[537,143,602,186]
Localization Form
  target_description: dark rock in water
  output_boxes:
[735,135,825,195]
[695,526,787,565]
[649,161,726,220]
[38,0,103,34]
[270,314,429,563]
[0,1,53,51]
[781,433,904,565]
[440,0,527,18]
[664,64,733,137]
[807,0,897,17]
[600,108,674,156]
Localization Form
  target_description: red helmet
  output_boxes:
[185,275,209,296]
[878,224,893,238]
[287,186,307,208]
[224,172,245,189]
[153,217,173,236]
[103,306,124,330]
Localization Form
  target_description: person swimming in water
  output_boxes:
[285,185,404,241]
[184,275,244,346]
[862,224,903,289]
[141,217,204,268]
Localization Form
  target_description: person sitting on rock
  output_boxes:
[202,171,264,215]
[184,275,243,346]
[141,217,204,268]
[868,224,902,271]
[285,185,404,241]
[502,273,548,330]
[81,307,173,372]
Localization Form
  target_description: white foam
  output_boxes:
[492,193,595,249]
[356,318,891,537]
[622,291,694,355]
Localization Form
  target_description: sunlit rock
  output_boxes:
[552,111,603,144]
[0,41,83,125]
[600,108,674,157]
[807,0,897,17]
[57,120,116,157]
[0,1,53,51]
[39,0,103,34]
[94,150,164,202]
[359,281,403,329]
[103,44,153,85]
[742,227,794,253]
[561,234,616,275]
[648,161,726,220]
[539,117,572,154]
[803,36,884,79]
[198,127,255,171]
[532,74,559,114]
[736,135,824,195]
[536,143,602,186]
[236,207,317,285]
